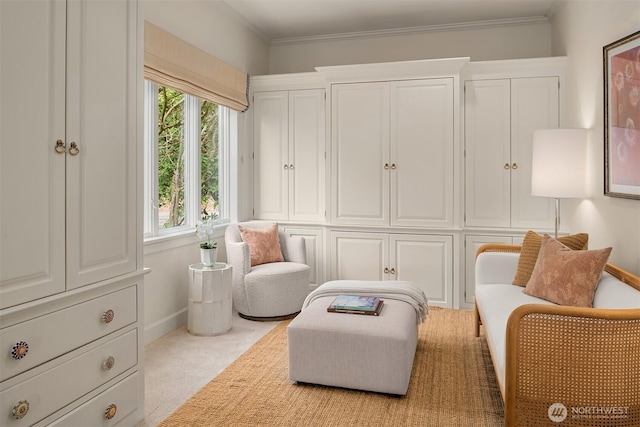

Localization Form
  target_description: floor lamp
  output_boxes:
[531,129,587,238]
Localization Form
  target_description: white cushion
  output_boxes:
[593,272,640,309]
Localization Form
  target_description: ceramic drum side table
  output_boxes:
[188,262,233,336]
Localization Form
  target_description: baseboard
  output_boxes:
[144,308,188,345]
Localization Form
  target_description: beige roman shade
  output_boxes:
[144,21,250,112]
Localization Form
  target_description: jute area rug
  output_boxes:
[158,307,504,426]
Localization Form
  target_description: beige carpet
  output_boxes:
[158,307,504,426]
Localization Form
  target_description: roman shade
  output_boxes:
[144,21,250,112]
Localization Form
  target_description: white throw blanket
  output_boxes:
[303,280,429,323]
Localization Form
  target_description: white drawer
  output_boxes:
[1,329,138,426]
[1,286,137,381]
[47,372,139,426]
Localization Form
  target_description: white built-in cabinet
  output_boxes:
[330,231,453,307]
[252,89,325,222]
[331,78,454,228]
[0,0,143,424]
[464,76,559,229]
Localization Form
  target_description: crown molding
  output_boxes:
[271,16,549,45]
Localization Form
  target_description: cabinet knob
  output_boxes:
[384,163,390,170]
[384,267,389,273]
[511,162,518,170]
[289,164,294,169]
[390,163,396,170]
[104,404,117,420]
[504,163,510,170]
[101,309,115,323]
[102,356,115,371]
[68,141,80,156]
[11,341,29,360]
[283,164,289,170]
[11,400,29,419]
[54,139,66,154]
[389,268,396,274]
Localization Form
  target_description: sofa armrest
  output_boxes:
[504,304,640,426]
[475,251,520,286]
[225,241,251,285]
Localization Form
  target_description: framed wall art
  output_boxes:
[604,30,640,199]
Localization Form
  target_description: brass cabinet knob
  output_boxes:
[384,267,389,273]
[283,164,289,170]
[289,164,294,169]
[101,309,115,323]
[11,400,29,419]
[511,162,518,169]
[104,404,117,420]
[384,163,390,170]
[11,341,29,360]
[54,139,66,154]
[389,268,396,274]
[504,163,510,169]
[68,141,80,156]
[390,163,396,169]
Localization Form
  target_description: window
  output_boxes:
[144,80,231,239]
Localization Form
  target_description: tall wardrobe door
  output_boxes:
[510,77,558,229]
[0,0,66,308]
[65,0,138,289]
[331,82,389,226]
[391,78,454,227]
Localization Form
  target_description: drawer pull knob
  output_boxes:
[101,309,115,323]
[105,404,117,420]
[11,341,29,360]
[11,400,29,419]
[102,356,115,371]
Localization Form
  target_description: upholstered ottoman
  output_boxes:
[287,281,424,395]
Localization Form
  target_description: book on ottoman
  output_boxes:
[327,295,384,315]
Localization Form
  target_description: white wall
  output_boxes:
[550,0,640,275]
[141,0,268,343]
[270,21,552,73]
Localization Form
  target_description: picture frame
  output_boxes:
[603,30,640,199]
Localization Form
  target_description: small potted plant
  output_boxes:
[196,218,218,267]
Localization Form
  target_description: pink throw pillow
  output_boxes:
[238,223,284,267]
[523,234,611,307]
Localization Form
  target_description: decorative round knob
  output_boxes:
[101,309,115,323]
[504,163,510,169]
[102,356,115,371]
[511,162,518,170]
[390,268,396,274]
[68,141,80,156]
[54,139,66,154]
[11,400,29,419]
[11,341,29,360]
[384,267,390,273]
[104,404,117,420]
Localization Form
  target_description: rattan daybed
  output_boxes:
[475,243,640,427]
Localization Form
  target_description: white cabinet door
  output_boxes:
[332,83,390,226]
[464,79,511,227]
[66,0,138,289]
[253,91,289,220]
[464,77,558,229]
[0,0,67,308]
[391,79,454,228]
[289,89,325,222]
[330,231,453,307]
[390,234,453,307]
[253,89,325,222]
[510,77,558,229]
[330,231,388,281]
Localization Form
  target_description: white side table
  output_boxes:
[188,262,233,336]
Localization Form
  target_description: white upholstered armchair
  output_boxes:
[225,222,310,320]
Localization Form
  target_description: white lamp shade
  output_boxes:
[531,129,587,198]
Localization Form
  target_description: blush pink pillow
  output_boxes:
[523,234,612,307]
[238,223,284,266]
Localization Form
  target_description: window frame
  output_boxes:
[143,80,232,245]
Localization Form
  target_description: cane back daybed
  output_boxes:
[474,242,640,427]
